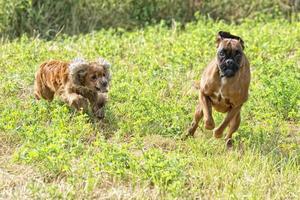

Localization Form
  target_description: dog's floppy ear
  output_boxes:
[69,58,89,86]
[217,31,245,49]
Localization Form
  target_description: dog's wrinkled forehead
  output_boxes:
[217,31,244,50]
[218,39,243,52]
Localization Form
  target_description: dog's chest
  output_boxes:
[210,89,231,106]
[209,80,240,110]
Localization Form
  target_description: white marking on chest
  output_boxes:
[213,91,221,97]
[213,89,225,100]
[221,77,232,86]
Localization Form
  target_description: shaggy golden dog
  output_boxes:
[34,58,111,118]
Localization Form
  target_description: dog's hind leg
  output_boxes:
[225,112,241,148]
[187,104,203,137]
[40,86,54,101]
[34,73,54,101]
[34,83,54,101]
[213,105,241,139]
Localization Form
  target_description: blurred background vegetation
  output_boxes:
[0,0,299,39]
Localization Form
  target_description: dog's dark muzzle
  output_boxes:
[96,79,109,93]
[219,59,239,78]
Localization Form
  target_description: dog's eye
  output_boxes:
[91,75,97,80]
[235,52,241,58]
[219,51,225,57]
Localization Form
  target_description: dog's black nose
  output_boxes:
[102,80,108,87]
[225,59,234,66]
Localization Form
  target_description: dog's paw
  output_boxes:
[187,122,197,136]
[71,96,88,111]
[181,130,194,140]
[213,128,223,138]
[94,107,105,119]
[225,138,234,149]
[204,119,215,130]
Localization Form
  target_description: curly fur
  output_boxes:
[34,58,111,118]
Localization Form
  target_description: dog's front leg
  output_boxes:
[225,111,241,148]
[200,91,215,130]
[213,105,242,139]
[61,92,89,111]
[91,92,107,119]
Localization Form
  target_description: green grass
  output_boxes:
[0,18,299,199]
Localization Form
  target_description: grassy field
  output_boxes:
[0,18,299,199]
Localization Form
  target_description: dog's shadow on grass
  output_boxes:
[37,98,118,141]
[85,106,119,140]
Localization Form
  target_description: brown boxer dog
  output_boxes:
[186,31,251,148]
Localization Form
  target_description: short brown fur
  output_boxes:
[186,31,251,148]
